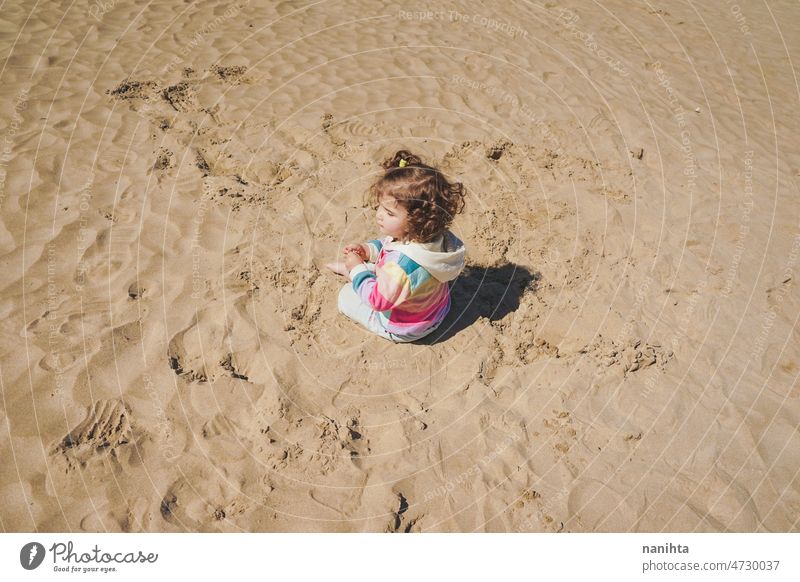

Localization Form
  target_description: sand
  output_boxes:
[1,0,798,532]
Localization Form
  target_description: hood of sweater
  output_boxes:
[383,229,466,283]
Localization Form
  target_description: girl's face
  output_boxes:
[376,194,409,240]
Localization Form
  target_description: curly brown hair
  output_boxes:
[367,150,466,244]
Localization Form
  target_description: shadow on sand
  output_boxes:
[416,263,541,344]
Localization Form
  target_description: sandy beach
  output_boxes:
[1,0,798,532]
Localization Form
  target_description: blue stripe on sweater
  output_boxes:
[395,254,432,290]
[352,270,375,292]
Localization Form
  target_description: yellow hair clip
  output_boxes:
[398,159,407,168]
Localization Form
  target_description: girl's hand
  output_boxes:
[343,243,369,261]
[344,250,364,272]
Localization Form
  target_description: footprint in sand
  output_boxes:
[160,471,253,531]
[543,410,578,458]
[57,308,112,337]
[512,488,565,532]
[321,112,394,144]
[200,413,251,461]
[51,399,135,468]
[325,413,368,466]
[74,224,139,285]
[210,65,252,85]
[162,81,201,113]
[386,492,424,533]
[583,335,673,377]
[167,317,230,383]
[38,342,100,373]
[126,278,158,300]
[106,79,161,103]
[32,307,108,372]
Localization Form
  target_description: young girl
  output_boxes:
[325,150,467,343]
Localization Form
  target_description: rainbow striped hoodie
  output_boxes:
[348,230,466,337]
